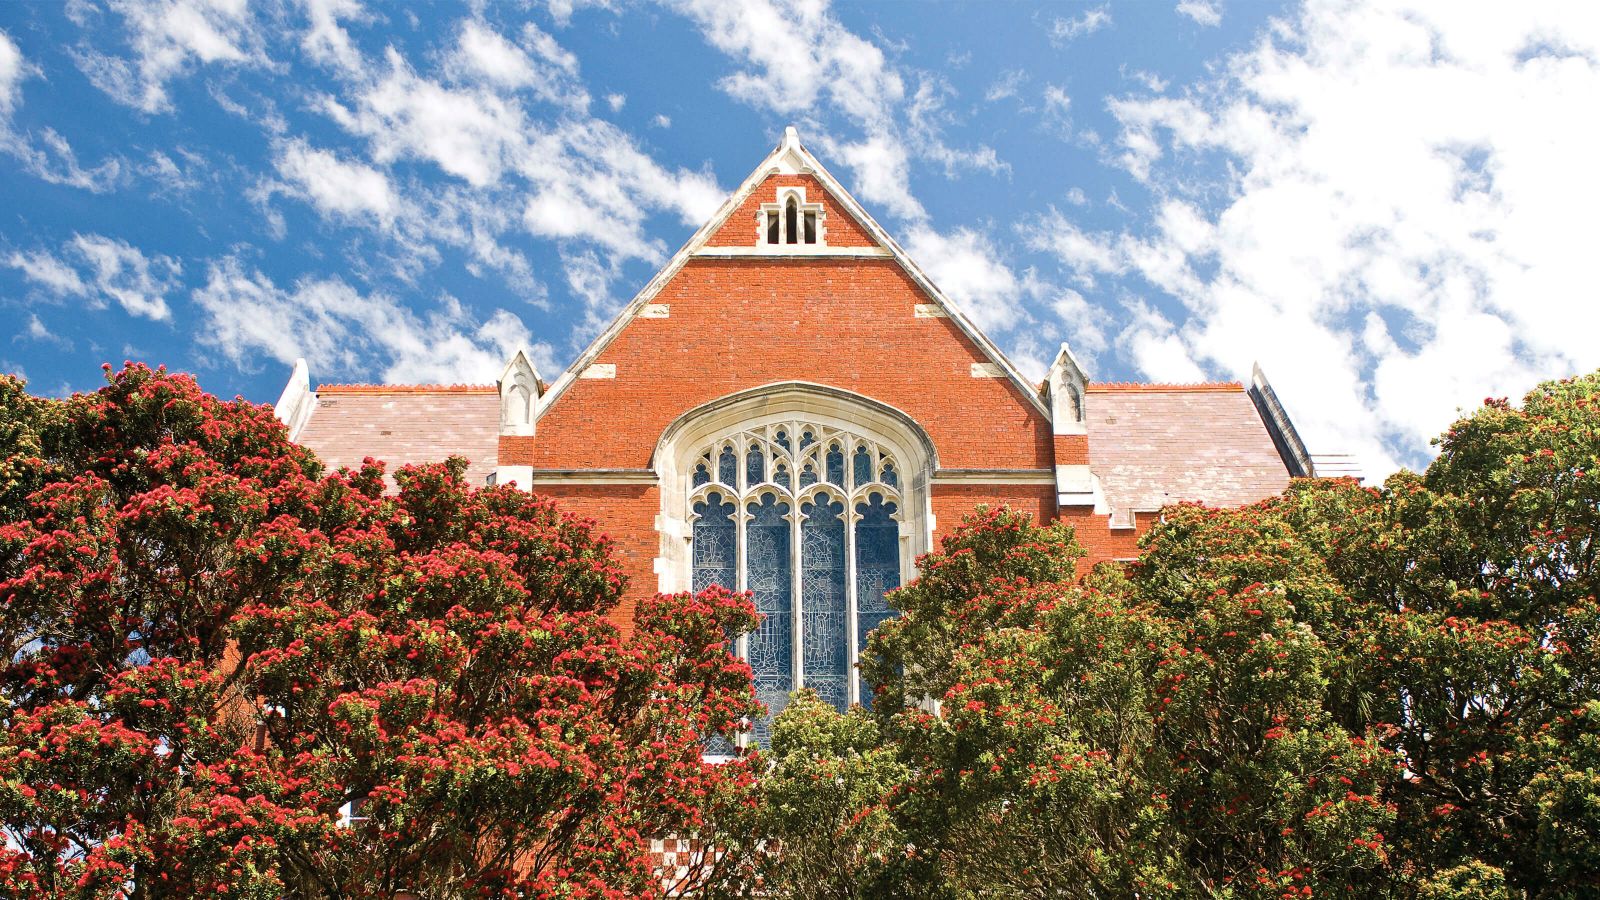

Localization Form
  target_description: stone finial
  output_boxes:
[498,348,542,437]
[1046,342,1089,435]
[273,358,315,441]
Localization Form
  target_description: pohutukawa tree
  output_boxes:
[721,370,1600,900]
[0,364,759,899]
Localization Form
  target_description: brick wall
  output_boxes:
[531,483,659,631]
[534,257,1053,471]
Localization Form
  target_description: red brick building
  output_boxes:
[276,127,1312,739]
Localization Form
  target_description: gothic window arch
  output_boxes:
[657,385,936,751]
[687,422,907,744]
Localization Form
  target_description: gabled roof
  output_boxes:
[535,127,1050,420]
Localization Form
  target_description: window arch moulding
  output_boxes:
[654,383,938,727]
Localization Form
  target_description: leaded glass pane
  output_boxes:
[854,494,901,708]
[746,445,764,486]
[800,463,817,488]
[825,444,845,486]
[692,492,736,592]
[718,446,738,486]
[802,495,848,712]
[694,492,739,754]
[800,430,815,450]
[853,445,872,487]
[774,462,791,492]
[693,461,710,487]
[775,429,790,451]
[880,461,898,488]
[745,494,792,746]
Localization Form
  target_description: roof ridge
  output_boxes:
[317,384,496,394]
[1087,381,1244,392]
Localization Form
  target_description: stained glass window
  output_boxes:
[746,445,764,486]
[802,494,848,711]
[745,493,792,746]
[825,444,845,486]
[692,492,736,592]
[687,423,908,748]
[853,445,873,487]
[855,493,901,708]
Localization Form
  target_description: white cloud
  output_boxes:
[7,249,89,297]
[0,29,26,118]
[1078,0,1600,475]
[320,38,720,263]
[1119,300,1206,383]
[606,92,625,111]
[545,0,616,29]
[77,0,269,113]
[652,113,671,128]
[0,31,123,191]
[299,0,367,74]
[905,226,1025,333]
[193,257,542,384]
[667,0,1000,224]
[69,234,179,319]
[1042,84,1071,116]
[25,314,52,341]
[1048,6,1111,43]
[7,235,178,320]
[1176,0,1223,27]
[272,138,397,226]
[985,69,1026,103]
[323,48,524,187]
[447,20,587,110]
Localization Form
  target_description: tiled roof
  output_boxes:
[294,387,500,489]
[317,384,495,394]
[1086,386,1289,517]
[1088,381,1245,393]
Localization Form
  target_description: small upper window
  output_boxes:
[760,188,825,248]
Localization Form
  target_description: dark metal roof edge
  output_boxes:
[1247,363,1316,479]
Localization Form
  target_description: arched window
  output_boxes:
[760,188,825,247]
[685,421,906,743]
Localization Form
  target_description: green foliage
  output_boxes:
[728,371,1600,899]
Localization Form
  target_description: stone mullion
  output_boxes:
[844,437,861,706]
[790,467,805,693]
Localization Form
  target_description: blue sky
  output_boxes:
[2,0,1597,477]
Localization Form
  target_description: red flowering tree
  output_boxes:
[0,365,758,899]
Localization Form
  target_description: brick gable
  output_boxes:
[532,257,1053,472]
[705,173,878,248]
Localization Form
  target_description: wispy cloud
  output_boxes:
[7,234,179,320]
[1047,5,1111,44]
[193,257,544,384]
[75,0,271,113]
[1175,0,1223,27]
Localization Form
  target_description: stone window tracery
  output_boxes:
[760,187,825,248]
[688,421,904,745]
